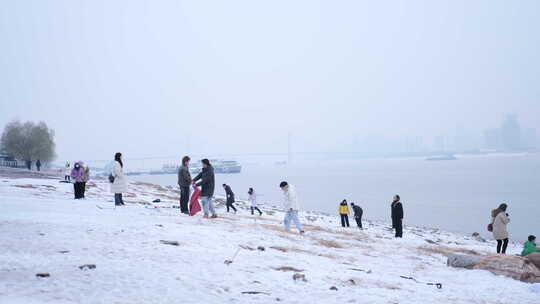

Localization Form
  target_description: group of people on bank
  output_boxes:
[176,156,264,218]
[69,153,538,254]
[337,195,403,238]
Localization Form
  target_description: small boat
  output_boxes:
[189,159,241,174]
[426,155,457,161]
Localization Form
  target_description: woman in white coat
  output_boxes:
[491,203,510,254]
[110,152,127,206]
[248,187,263,216]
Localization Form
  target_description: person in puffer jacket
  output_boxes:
[70,162,85,199]
[338,200,350,227]
[279,181,304,234]
[491,203,510,254]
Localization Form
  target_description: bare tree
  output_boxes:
[1,120,56,167]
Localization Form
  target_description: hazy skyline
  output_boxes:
[1,1,539,161]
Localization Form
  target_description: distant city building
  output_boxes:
[483,115,536,151]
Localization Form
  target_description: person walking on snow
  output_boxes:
[391,195,404,238]
[82,163,90,198]
[36,159,41,172]
[70,162,85,199]
[178,156,192,214]
[279,181,304,233]
[193,159,217,218]
[491,203,510,254]
[64,162,71,182]
[110,153,127,206]
[223,184,237,213]
[248,187,262,216]
[351,202,363,229]
[521,235,540,257]
[338,199,350,227]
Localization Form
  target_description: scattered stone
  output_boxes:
[155,224,163,227]
[58,250,69,254]
[292,273,307,282]
[153,199,161,203]
[160,240,180,246]
[240,245,255,251]
[257,246,265,251]
[447,254,481,269]
[242,291,270,295]
[79,264,96,270]
[349,268,372,274]
[425,239,436,244]
[329,286,338,291]
[39,233,45,236]
[471,232,486,242]
[36,273,50,278]
[251,281,261,284]
[305,215,318,222]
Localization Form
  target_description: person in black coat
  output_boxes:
[177,156,192,214]
[391,194,404,238]
[193,159,217,218]
[351,202,363,229]
[222,184,237,213]
[36,159,42,171]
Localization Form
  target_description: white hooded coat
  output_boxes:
[282,185,300,211]
[110,161,128,194]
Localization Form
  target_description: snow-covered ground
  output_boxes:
[1,172,539,303]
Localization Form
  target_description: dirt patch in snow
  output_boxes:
[273,266,304,272]
[417,245,484,257]
[314,238,345,249]
[13,184,37,189]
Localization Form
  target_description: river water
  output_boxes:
[130,153,540,241]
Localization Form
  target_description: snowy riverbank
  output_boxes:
[1,172,539,303]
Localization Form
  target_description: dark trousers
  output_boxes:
[114,193,124,205]
[81,182,86,198]
[226,201,237,213]
[65,175,71,182]
[496,238,509,254]
[251,206,262,215]
[340,214,350,227]
[355,216,363,229]
[73,182,84,199]
[37,166,41,172]
[393,218,403,237]
[179,186,190,214]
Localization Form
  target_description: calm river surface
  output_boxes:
[130,153,540,241]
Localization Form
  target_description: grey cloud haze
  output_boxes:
[1,0,539,161]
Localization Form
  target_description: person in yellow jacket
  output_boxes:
[338,199,350,227]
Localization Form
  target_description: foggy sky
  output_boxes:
[1,0,539,162]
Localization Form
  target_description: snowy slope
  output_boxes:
[0,175,538,304]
